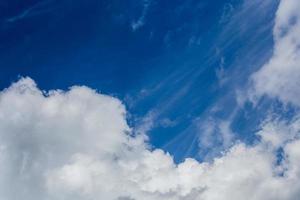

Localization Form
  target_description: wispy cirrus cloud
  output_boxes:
[131,0,152,31]
[6,0,55,23]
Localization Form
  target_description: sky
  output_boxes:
[0,0,300,199]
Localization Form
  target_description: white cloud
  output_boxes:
[131,0,151,31]
[257,115,300,149]
[219,3,234,24]
[197,117,235,151]
[0,77,300,200]
[251,0,300,107]
[6,0,55,23]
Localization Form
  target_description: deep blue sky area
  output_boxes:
[0,0,279,162]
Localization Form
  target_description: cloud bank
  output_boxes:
[0,77,300,200]
[251,0,300,106]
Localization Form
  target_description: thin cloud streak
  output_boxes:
[6,0,55,23]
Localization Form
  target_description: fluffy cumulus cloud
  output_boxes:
[0,77,300,200]
[251,0,300,106]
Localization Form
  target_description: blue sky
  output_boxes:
[0,0,280,162]
[1,0,300,199]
